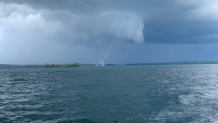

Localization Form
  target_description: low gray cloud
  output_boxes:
[1,0,218,45]
[0,0,218,64]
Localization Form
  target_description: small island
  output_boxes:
[45,62,82,67]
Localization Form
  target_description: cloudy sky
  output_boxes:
[0,0,218,64]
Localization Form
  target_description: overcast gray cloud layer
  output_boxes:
[0,0,218,64]
[1,0,218,44]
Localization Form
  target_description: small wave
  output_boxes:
[10,78,28,81]
[57,119,98,123]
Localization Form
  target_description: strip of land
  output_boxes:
[45,62,82,67]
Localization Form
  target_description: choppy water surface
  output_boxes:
[1,65,218,122]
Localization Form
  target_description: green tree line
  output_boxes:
[45,62,82,67]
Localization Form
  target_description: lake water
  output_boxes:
[1,65,218,122]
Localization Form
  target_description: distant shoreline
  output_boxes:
[126,61,218,66]
[1,61,218,69]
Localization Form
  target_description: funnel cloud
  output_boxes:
[0,0,218,64]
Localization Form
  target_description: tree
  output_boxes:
[45,63,50,67]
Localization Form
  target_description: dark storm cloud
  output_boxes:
[1,0,100,13]
[1,0,218,44]
[1,0,218,43]
[1,0,218,64]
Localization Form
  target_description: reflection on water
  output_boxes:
[0,65,218,122]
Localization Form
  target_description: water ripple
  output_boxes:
[1,65,218,122]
